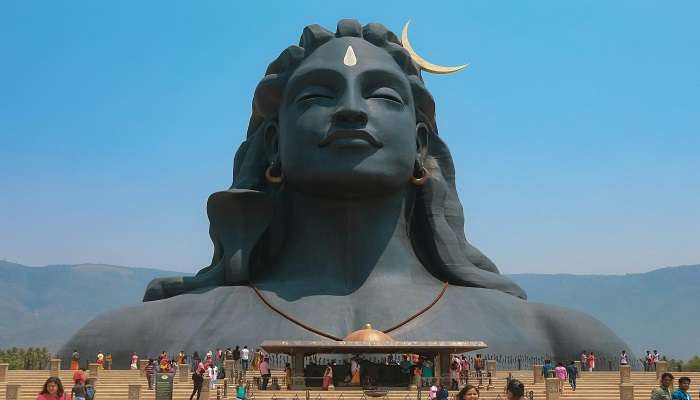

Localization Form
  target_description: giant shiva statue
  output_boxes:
[61,20,629,367]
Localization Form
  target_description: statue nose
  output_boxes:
[333,91,368,125]
[333,108,368,125]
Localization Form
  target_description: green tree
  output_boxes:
[684,356,700,371]
[0,347,51,369]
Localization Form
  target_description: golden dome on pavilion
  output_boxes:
[343,324,394,342]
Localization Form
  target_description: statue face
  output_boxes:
[278,37,417,198]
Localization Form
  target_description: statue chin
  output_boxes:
[289,181,407,200]
[283,166,414,199]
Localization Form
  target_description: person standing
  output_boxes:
[449,357,461,390]
[460,356,470,386]
[429,379,438,400]
[259,356,271,390]
[95,352,104,370]
[70,350,80,371]
[422,358,434,387]
[554,362,568,393]
[580,351,588,372]
[653,350,661,371]
[645,351,653,372]
[400,355,414,386]
[473,354,483,378]
[542,360,554,379]
[71,379,87,400]
[620,350,629,366]
[145,359,156,390]
[284,362,293,389]
[192,352,202,371]
[72,368,87,386]
[177,351,186,365]
[84,378,96,400]
[252,348,262,371]
[208,365,218,390]
[236,379,247,400]
[189,367,204,400]
[437,383,449,400]
[587,352,596,372]
[233,346,241,369]
[456,385,479,400]
[241,346,250,370]
[105,353,113,370]
[130,352,139,370]
[505,379,526,400]
[652,372,674,400]
[566,360,577,391]
[672,377,692,400]
[36,377,68,400]
[322,362,334,390]
[351,357,361,385]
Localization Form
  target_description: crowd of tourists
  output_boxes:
[31,346,695,400]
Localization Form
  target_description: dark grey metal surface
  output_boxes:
[60,285,629,368]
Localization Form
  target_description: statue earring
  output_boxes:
[411,160,430,186]
[265,161,284,183]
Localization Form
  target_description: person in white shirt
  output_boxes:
[208,365,217,389]
[241,346,250,370]
[619,350,629,365]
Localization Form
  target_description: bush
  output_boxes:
[0,347,51,369]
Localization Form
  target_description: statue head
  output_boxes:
[238,20,436,198]
[209,20,526,299]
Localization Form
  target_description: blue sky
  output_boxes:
[1,1,698,274]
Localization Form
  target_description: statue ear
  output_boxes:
[415,122,430,162]
[263,120,280,164]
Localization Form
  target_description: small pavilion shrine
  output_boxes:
[261,324,487,389]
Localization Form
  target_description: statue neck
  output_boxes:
[257,188,439,293]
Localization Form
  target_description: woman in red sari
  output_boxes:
[322,363,334,390]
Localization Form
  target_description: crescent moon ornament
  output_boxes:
[401,21,468,74]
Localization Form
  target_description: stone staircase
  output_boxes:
[2,368,699,400]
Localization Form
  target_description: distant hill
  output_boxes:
[0,260,180,351]
[509,265,700,359]
[0,260,697,359]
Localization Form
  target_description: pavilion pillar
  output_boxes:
[436,351,450,384]
[292,352,305,389]
[225,360,234,382]
[89,363,100,378]
[545,377,560,400]
[179,363,191,383]
[6,384,21,400]
[50,359,61,378]
[201,377,211,400]
[139,359,148,376]
[486,359,496,389]
[0,363,8,382]
[533,364,544,384]
[656,361,668,379]
[128,384,141,400]
[619,365,631,383]
[619,383,634,400]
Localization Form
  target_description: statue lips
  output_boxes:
[318,129,383,149]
